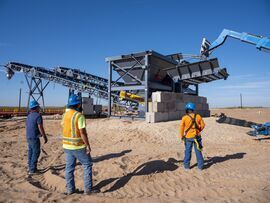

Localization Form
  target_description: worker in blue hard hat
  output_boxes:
[61,94,99,195]
[26,100,48,176]
[180,102,205,170]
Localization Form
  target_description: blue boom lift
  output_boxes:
[200,29,270,58]
[202,29,270,136]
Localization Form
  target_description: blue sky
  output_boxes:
[0,0,269,107]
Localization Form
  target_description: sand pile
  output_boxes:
[0,108,270,202]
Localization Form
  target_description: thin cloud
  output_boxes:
[219,80,270,89]
[229,74,256,79]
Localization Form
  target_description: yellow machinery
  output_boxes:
[119,91,144,104]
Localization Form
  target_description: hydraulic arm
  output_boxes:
[201,29,270,58]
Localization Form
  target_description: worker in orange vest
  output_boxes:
[180,102,205,170]
[62,94,99,195]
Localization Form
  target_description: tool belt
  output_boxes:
[185,135,203,151]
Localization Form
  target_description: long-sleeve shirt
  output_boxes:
[180,113,205,139]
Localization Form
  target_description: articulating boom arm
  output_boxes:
[201,29,270,57]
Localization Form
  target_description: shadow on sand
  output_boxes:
[94,158,181,192]
[93,149,132,163]
[38,149,132,174]
[190,152,246,169]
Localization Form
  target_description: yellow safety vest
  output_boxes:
[62,109,85,150]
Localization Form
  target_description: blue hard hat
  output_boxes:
[68,94,81,106]
[29,100,40,109]
[185,102,195,111]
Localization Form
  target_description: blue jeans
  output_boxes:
[64,148,93,193]
[27,138,41,173]
[184,137,204,169]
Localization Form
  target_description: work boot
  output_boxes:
[84,188,100,195]
[28,170,40,176]
[64,191,75,196]
[64,188,80,195]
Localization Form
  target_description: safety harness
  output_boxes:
[185,114,203,151]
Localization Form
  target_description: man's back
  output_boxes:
[26,111,42,139]
[180,113,205,138]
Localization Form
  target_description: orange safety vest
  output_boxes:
[62,109,85,150]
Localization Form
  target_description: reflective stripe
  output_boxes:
[63,141,84,146]
[63,137,83,142]
[63,144,86,150]
[63,137,84,146]
[71,111,79,138]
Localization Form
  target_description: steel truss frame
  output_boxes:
[24,75,49,111]
[4,62,138,111]
[107,53,150,117]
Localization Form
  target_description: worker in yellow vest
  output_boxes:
[180,102,205,170]
[62,94,99,195]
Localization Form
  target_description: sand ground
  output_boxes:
[0,108,270,203]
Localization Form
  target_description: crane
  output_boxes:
[200,29,270,58]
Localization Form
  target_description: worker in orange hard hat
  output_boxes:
[180,102,205,170]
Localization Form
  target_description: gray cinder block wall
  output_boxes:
[146,92,210,123]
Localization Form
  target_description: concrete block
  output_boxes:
[180,111,186,118]
[195,97,202,103]
[145,112,169,123]
[170,93,176,101]
[156,112,169,122]
[93,105,102,114]
[83,105,94,115]
[168,111,185,121]
[182,94,197,103]
[82,97,94,115]
[176,102,185,111]
[201,97,207,104]
[176,111,183,119]
[202,103,209,110]
[152,91,173,102]
[200,110,210,117]
[196,103,202,110]
[175,93,184,101]
[151,92,157,102]
[145,112,151,123]
[148,102,153,113]
[204,110,210,117]
[152,102,166,112]
[168,112,178,121]
[165,102,176,112]
[197,96,206,104]
[195,110,210,117]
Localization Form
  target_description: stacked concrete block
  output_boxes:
[82,97,94,115]
[145,112,169,123]
[146,92,210,123]
[93,105,102,114]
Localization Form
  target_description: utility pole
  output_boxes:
[240,93,243,109]
[18,88,22,112]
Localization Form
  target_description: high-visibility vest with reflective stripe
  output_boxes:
[62,109,85,150]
